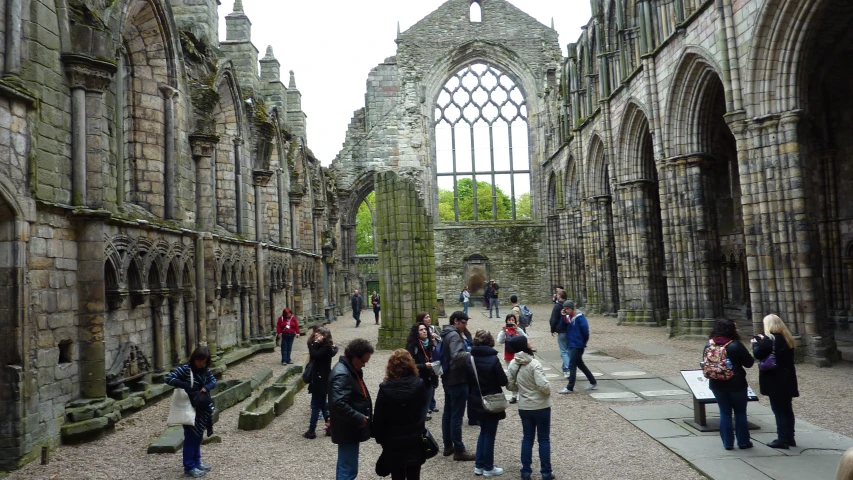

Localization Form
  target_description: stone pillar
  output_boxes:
[4,0,22,75]
[190,135,219,231]
[253,170,272,335]
[659,155,722,337]
[75,212,109,398]
[375,171,437,349]
[293,263,304,317]
[195,234,207,347]
[168,294,181,365]
[203,234,218,353]
[240,287,250,344]
[62,54,116,208]
[150,293,166,371]
[581,196,619,314]
[184,290,197,354]
[160,85,179,219]
[234,137,244,235]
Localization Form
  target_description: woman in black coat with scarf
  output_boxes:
[304,327,338,439]
[752,314,799,449]
[406,321,439,421]
[373,349,427,480]
[466,330,508,477]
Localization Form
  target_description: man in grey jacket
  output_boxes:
[439,311,475,461]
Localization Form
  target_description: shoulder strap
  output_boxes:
[469,356,485,402]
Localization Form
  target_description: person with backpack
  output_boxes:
[704,318,755,450]
[558,301,598,394]
[466,330,508,477]
[751,314,799,449]
[497,313,528,404]
[304,327,337,439]
[439,311,475,461]
[506,336,554,480]
[510,295,533,332]
[486,280,500,318]
[275,308,300,365]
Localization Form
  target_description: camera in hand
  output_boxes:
[506,323,513,328]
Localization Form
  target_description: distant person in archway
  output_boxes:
[486,280,500,318]
[351,289,364,327]
[461,286,470,316]
[372,290,381,325]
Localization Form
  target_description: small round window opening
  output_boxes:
[470,1,482,23]
[58,340,73,364]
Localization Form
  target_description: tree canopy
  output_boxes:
[355,191,375,255]
[438,178,530,221]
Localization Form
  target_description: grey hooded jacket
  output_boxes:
[439,324,471,386]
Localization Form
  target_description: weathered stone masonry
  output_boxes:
[0,0,338,470]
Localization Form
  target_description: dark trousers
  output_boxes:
[566,348,596,390]
[308,393,329,432]
[489,298,499,318]
[519,408,552,478]
[280,334,295,364]
[390,466,421,480]
[353,309,361,325]
[475,417,499,471]
[374,307,380,323]
[441,383,468,452]
[769,394,795,442]
[713,388,750,448]
[182,426,203,472]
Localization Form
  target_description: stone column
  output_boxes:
[184,290,197,354]
[240,287,250,344]
[375,172,437,349]
[659,154,721,337]
[4,0,23,75]
[160,85,179,219]
[62,54,116,208]
[254,170,273,335]
[75,212,109,398]
[168,294,181,365]
[190,134,219,231]
[194,234,207,347]
[150,292,166,371]
[234,137,244,235]
[581,196,619,315]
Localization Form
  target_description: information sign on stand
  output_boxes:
[679,370,760,432]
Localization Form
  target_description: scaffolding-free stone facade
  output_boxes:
[0,0,338,470]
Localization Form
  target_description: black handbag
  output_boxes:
[421,428,439,459]
[301,361,314,384]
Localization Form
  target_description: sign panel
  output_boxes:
[680,370,758,403]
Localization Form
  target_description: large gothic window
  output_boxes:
[435,63,531,222]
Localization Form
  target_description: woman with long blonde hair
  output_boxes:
[751,314,799,449]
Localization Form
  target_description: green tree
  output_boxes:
[438,178,515,221]
[355,192,375,254]
[516,193,531,219]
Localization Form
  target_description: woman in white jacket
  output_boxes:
[506,336,555,480]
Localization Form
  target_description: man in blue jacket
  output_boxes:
[558,300,599,394]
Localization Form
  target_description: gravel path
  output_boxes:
[10,304,852,479]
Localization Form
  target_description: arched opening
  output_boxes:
[0,196,17,367]
[435,63,531,222]
[584,136,619,314]
[470,1,482,23]
[213,72,243,234]
[355,191,376,255]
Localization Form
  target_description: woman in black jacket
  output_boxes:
[373,349,427,480]
[466,330,508,477]
[752,314,799,449]
[706,318,755,450]
[406,321,438,421]
[304,327,338,439]
[329,338,375,480]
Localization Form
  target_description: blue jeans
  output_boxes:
[712,388,750,448]
[476,417,499,470]
[421,385,435,421]
[489,298,499,318]
[308,394,329,432]
[556,333,570,372]
[441,383,468,452]
[182,426,203,472]
[336,442,360,480]
[566,348,596,391]
[519,408,552,479]
[463,301,469,316]
[428,384,437,411]
[280,334,295,363]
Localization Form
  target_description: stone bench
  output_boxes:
[237,364,304,431]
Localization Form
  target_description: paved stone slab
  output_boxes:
[662,375,690,390]
[627,343,680,355]
[594,362,654,378]
[752,430,853,454]
[611,404,694,421]
[589,391,642,401]
[691,458,774,480]
[619,378,686,392]
[743,454,843,480]
[631,419,693,438]
[583,354,616,361]
[658,435,784,461]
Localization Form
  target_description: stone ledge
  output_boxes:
[146,425,184,454]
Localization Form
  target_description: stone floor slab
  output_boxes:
[752,430,853,454]
[743,454,843,480]
[690,458,774,480]
[631,419,693,438]
[618,378,685,392]
[658,435,784,461]
[611,404,694,421]
[627,343,680,355]
[662,375,690,390]
[589,391,642,401]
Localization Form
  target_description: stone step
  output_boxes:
[837,345,853,363]
[146,425,184,454]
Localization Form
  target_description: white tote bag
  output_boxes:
[167,369,196,426]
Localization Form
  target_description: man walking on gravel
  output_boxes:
[440,311,476,461]
[329,338,374,479]
[558,301,598,394]
[549,290,570,376]
[351,289,364,327]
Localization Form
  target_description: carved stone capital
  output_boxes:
[252,169,274,186]
[189,134,220,159]
[159,84,179,99]
[61,53,117,92]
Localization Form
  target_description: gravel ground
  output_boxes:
[10,304,853,479]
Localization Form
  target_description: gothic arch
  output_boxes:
[565,158,580,210]
[665,49,728,157]
[617,101,656,182]
[213,65,246,234]
[547,171,558,215]
[586,134,610,198]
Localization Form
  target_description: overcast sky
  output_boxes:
[218,0,592,165]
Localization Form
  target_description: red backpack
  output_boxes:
[702,339,734,380]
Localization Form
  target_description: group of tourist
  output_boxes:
[350,289,382,327]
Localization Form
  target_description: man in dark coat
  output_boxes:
[440,311,476,461]
[549,289,570,375]
[328,338,374,480]
[351,289,364,327]
[486,280,500,318]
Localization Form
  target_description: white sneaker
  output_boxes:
[585,383,598,391]
[558,387,574,394]
[563,371,570,378]
[474,467,484,475]
[483,467,505,477]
